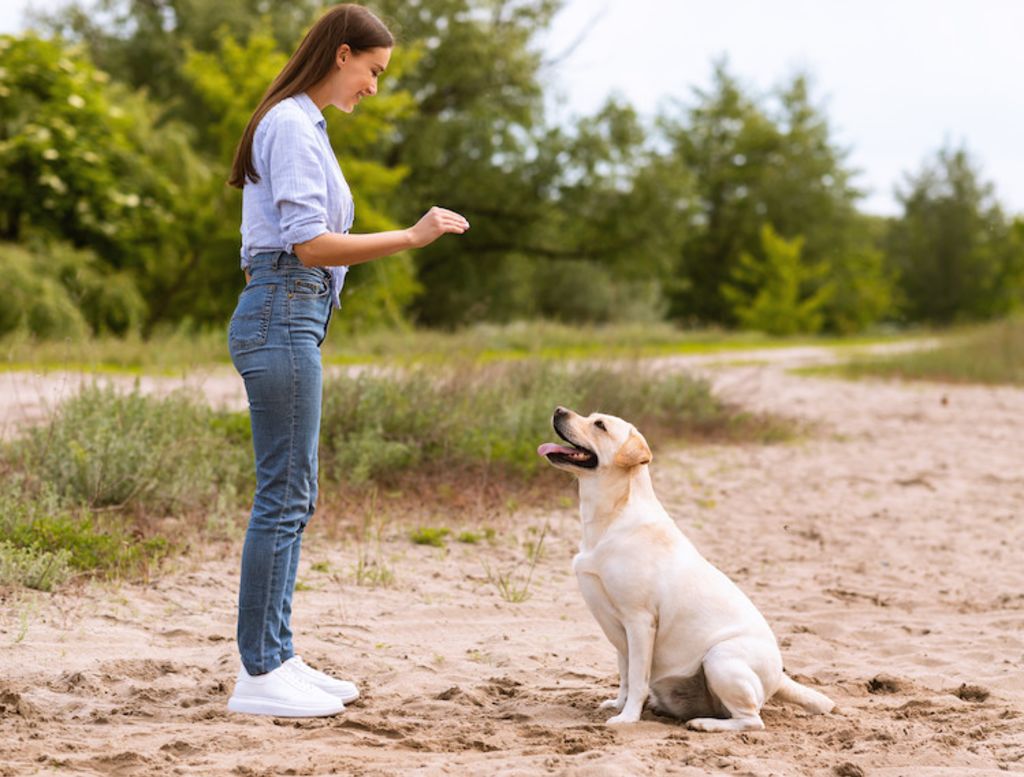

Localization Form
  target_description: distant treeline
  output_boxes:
[1,0,1022,338]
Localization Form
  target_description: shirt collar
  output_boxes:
[294,92,326,130]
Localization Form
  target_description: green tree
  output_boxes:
[823,246,893,334]
[37,0,684,329]
[888,145,1021,323]
[722,224,831,335]
[661,62,866,326]
[0,33,208,333]
[369,0,566,325]
[31,0,322,137]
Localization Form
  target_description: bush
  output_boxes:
[0,542,71,591]
[12,384,251,514]
[0,241,148,338]
[0,242,89,339]
[48,241,147,335]
[532,260,669,324]
[320,359,792,488]
[0,477,168,587]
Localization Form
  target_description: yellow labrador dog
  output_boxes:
[538,406,833,730]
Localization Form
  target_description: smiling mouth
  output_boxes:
[537,421,598,469]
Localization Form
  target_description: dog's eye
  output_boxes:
[594,420,606,431]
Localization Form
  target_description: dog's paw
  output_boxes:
[598,698,624,711]
[605,712,640,725]
[686,716,765,733]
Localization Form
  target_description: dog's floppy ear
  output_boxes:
[613,430,652,469]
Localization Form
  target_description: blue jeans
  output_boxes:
[228,251,333,676]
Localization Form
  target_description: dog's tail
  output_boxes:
[773,674,834,714]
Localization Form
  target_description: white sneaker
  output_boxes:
[227,664,346,717]
[284,656,360,703]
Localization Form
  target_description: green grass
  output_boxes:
[0,541,71,592]
[819,319,1024,385]
[0,329,233,374]
[410,526,451,547]
[0,321,913,374]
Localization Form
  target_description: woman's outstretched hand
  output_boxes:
[406,207,470,248]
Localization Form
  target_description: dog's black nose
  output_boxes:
[554,406,568,418]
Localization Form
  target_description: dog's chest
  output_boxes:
[572,552,620,619]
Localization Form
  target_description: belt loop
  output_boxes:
[271,250,285,270]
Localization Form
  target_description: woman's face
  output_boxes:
[334,45,391,113]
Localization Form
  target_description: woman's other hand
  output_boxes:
[406,206,470,248]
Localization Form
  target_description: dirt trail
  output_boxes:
[2,347,1023,776]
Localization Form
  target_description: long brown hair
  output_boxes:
[228,4,393,189]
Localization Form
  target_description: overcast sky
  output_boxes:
[3,0,1021,216]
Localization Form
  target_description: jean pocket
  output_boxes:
[289,273,330,299]
[229,283,276,352]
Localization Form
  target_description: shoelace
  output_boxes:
[280,662,321,692]
[291,657,333,681]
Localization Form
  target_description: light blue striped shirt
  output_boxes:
[240,92,352,308]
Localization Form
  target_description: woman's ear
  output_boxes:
[336,43,351,66]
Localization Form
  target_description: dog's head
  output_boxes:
[537,406,652,476]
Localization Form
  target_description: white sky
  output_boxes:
[542,0,1024,216]
[3,0,1022,216]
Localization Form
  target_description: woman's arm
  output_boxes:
[294,206,469,267]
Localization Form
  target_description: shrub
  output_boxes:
[12,384,251,514]
[723,224,832,336]
[47,241,147,335]
[0,477,167,586]
[0,241,147,338]
[0,242,89,339]
[0,542,71,591]
[320,359,792,489]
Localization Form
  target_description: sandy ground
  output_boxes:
[2,348,1023,776]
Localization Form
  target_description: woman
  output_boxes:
[225,4,469,718]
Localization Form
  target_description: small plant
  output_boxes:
[353,549,395,588]
[310,561,330,573]
[0,541,71,592]
[410,526,450,548]
[483,521,549,603]
[456,530,482,544]
[351,490,396,588]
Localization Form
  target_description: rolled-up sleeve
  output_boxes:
[261,114,330,254]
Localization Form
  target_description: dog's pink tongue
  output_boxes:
[537,443,576,457]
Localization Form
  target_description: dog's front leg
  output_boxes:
[605,612,655,725]
[599,650,628,712]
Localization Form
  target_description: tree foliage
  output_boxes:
[659,62,867,329]
[888,145,1021,323]
[723,224,831,335]
[3,2,1022,338]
